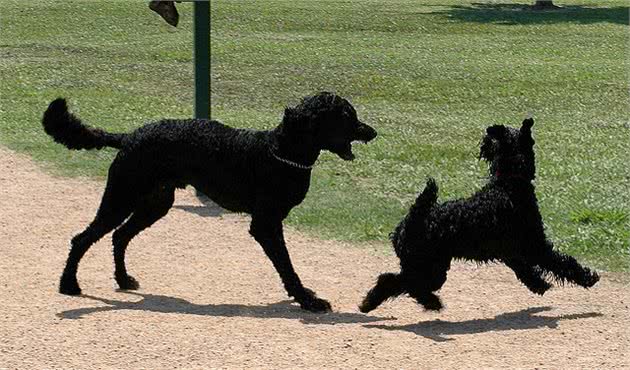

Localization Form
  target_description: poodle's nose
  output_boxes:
[356,122,377,143]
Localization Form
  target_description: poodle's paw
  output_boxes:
[300,297,332,313]
[59,275,81,296]
[116,275,140,290]
[297,288,332,313]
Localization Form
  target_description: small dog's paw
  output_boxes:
[59,275,81,296]
[583,271,600,288]
[423,302,443,312]
[529,281,552,296]
[421,294,443,311]
[358,301,374,313]
[531,286,550,296]
[116,275,140,290]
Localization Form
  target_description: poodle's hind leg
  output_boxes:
[60,192,132,295]
[359,272,404,313]
[504,258,551,295]
[112,187,175,290]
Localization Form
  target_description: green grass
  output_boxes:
[1,0,628,271]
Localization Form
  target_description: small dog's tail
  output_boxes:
[359,272,404,313]
[390,178,439,258]
[411,178,438,215]
[42,98,126,150]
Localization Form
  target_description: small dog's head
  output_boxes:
[282,92,377,160]
[479,118,536,180]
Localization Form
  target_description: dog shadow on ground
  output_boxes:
[172,189,227,218]
[364,306,602,342]
[172,204,225,218]
[56,291,393,325]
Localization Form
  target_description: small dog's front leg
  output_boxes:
[535,240,600,288]
[250,216,331,313]
[504,258,551,295]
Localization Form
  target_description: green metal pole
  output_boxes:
[194,1,210,119]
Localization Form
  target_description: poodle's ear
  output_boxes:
[282,107,297,126]
[281,106,314,135]
[284,107,295,119]
[486,124,507,139]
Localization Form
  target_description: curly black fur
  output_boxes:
[43,92,377,313]
[359,118,599,313]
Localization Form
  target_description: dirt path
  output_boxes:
[0,146,628,369]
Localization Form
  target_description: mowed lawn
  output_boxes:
[0,0,628,271]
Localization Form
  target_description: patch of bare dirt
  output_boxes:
[1,147,628,368]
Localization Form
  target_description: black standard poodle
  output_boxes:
[42,92,377,312]
[359,118,599,313]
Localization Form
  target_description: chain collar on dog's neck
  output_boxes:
[271,150,314,170]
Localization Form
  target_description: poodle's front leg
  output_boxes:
[249,216,331,312]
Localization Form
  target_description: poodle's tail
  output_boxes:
[359,272,404,313]
[42,98,127,150]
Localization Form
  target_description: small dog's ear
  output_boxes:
[521,118,534,130]
[486,125,506,139]
[520,118,535,147]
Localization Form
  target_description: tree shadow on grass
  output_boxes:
[440,3,629,25]
[364,306,602,342]
[56,291,393,325]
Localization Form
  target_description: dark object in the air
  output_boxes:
[149,1,180,27]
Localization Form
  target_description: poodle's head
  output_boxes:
[281,92,377,160]
[479,118,536,181]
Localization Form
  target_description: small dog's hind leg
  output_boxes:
[359,272,404,313]
[112,188,175,290]
[504,258,551,295]
[404,265,448,311]
[408,290,443,311]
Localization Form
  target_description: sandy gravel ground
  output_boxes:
[0,146,628,369]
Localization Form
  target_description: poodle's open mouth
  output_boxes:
[338,144,355,161]
[337,140,370,161]
[335,122,376,161]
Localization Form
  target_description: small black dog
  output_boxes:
[42,92,377,312]
[360,118,599,313]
